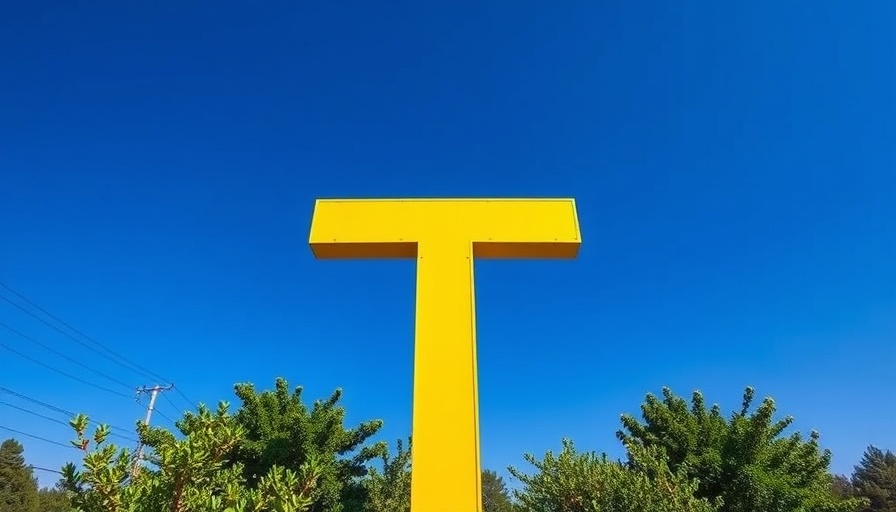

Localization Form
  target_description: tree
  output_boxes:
[357,437,515,512]
[37,480,72,512]
[852,446,896,511]
[62,402,321,512]
[0,438,39,512]
[832,474,857,500]
[231,378,386,512]
[481,469,513,512]
[617,386,866,512]
[360,438,411,512]
[508,438,719,512]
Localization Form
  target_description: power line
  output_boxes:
[173,385,197,410]
[0,337,132,399]
[0,399,137,443]
[0,281,170,384]
[30,466,63,475]
[0,293,160,383]
[0,386,77,416]
[0,399,79,429]
[0,321,134,391]
[154,408,176,425]
[0,424,76,450]
[0,280,197,416]
[161,390,185,416]
[0,386,136,436]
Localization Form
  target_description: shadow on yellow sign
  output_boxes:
[309,199,581,512]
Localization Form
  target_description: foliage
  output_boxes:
[481,469,514,512]
[832,474,857,500]
[509,438,719,512]
[36,377,886,512]
[852,446,896,511]
[37,480,72,512]
[360,437,411,512]
[232,378,385,512]
[617,386,866,512]
[61,402,320,512]
[0,438,39,512]
[354,436,511,512]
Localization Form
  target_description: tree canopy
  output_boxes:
[61,403,320,512]
[359,437,411,512]
[481,469,514,512]
[852,446,896,512]
[0,438,39,512]
[617,386,866,512]
[37,480,72,512]
[509,438,719,512]
[231,378,386,512]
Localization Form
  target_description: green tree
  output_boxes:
[37,480,72,512]
[617,386,866,512]
[0,438,39,512]
[832,474,857,500]
[356,437,516,512]
[481,469,514,512]
[852,446,896,511]
[231,378,385,512]
[360,438,411,512]
[62,402,320,512]
[509,438,719,512]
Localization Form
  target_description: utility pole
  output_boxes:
[131,383,173,478]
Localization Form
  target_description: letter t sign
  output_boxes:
[309,198,581,512]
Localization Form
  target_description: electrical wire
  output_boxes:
[161,390,185,416]
[0,337,132,399]
[0,386,136,436]
[30,466,64,475]
[0,280,197,414]
[173,385,197,410]
[130,396,175,429]
[0,386,76,417]
[0,399,138,443]
[0,424,76,450]
[0,281,170,384]
[0,321,135,391]
[154,408,176,425]
[0,399,72,428]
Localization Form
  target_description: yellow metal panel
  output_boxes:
[309,198,581,256]
[308,198,580,512]
[411,240,481,512]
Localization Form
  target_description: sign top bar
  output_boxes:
[309,198,581,259]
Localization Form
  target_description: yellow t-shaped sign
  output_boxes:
[309,199,581,512]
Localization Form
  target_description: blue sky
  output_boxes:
[1,0,894,488]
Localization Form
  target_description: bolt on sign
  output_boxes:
[309,199,581,512]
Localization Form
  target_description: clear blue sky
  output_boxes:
[1,0,894,488]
